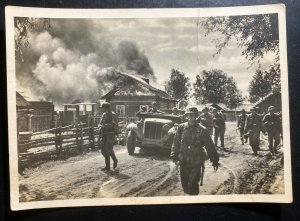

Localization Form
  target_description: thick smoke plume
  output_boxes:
[16,18,155,105]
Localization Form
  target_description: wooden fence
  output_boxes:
[17,122,128,172]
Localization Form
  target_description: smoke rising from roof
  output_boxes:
[16,18,155,105]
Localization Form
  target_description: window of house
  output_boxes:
[116,105,126,116]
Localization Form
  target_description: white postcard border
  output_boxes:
[5,4,292,210]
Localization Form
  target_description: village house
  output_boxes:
[254,91,282,113]
[101,72,177,124]
[16,92,54,133]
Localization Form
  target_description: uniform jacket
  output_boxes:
[213,113,225,128]
[237,114,247,128]
[244,113,262,132]
[197,113,213,131]
[262,113,281,132]
[98,111,118,134]
[171,122,219,166]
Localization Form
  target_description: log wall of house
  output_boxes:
[109,95,156,117]
[108,95,176,118]
[29,102,55,132]
[255,93,282,113]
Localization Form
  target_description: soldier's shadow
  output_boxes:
[103,169,131,179]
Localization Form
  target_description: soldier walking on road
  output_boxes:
[98,102,118,170]
[197,107,213,135]
[212,108,226,150]
[237,109,248,145]
[171,106,219,195]
[263,106,282,155]
[244,107,262,155]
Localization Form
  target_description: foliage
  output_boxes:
[164,69,191,102]
[14,17,51,61]
[193,69,244,109]
[200,14,279,65]
[248,68,281,103]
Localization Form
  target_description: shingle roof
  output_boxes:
[16,92,30,107]
[254,91,281,107]
[101,71,175,101]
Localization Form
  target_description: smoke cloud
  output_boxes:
[16,18,155,105]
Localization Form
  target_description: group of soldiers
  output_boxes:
[237,106,282,156]
[98,101,282,196]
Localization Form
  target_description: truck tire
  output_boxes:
[126,131,136,155]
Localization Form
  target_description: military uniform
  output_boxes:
[171,122,219,195]
[98,109,118,170]
[244,112,262,154]
[237,113,248,144]
[213,112,226,148]
[263,111,281,154]
[197,112,213,135]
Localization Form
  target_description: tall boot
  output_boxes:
[111,152,118,169]
[101,157,110,170]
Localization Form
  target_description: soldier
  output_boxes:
[98,102,118,170]
[136,106,147,121]
[171,106,219,195]
[237,109,248,145]
[197,107,213,135]
[212,108,226,150]
[263,106,281,155]
[148,101,163,113]
[244,107,262,155]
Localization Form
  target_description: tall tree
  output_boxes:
[224,76,244,109]
[248,69,272,103]
[264,66,281,93]
[200,14,281,99]
[200,14,279,66]
[193,69,243,108]
[165,69,191,103]
[14,17,51,61]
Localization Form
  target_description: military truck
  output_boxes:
[126,113,182,155]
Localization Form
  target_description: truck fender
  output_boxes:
[127,123,143,140]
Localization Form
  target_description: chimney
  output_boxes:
[142,77,150,84]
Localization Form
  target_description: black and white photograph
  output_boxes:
[6,5,292,210]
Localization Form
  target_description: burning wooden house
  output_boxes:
[16,92,54,133]
[101,72,176,124]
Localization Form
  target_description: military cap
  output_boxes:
[268,106,275,111]
[172,107,178,111]
[101,102,111,108]
[141,106,147,111]
[212,108,217,112]
[185,106,198,115]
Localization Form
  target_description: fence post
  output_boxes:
[89,120,95,151]
[58,123,62,153]
[55,127,58,152]
[80,123,83,153]
[75,120,79,147]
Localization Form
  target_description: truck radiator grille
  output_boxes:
[144,122,163,139]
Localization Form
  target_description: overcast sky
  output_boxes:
[16,17,276,104]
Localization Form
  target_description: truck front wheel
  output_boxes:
[126,131,136,155]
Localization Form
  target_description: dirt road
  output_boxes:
[19,123,284,202]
